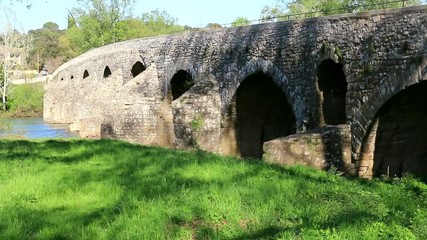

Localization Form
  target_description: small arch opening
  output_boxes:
[60,77,64,81]
[317,59,347,125]
[131,61,146,78]
[71,75,74,80]
[103,66,112,78]
[83,70,89,79]
[170,70,195,100]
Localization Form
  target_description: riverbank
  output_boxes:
[0,111,42,118]
[0,139,426,239]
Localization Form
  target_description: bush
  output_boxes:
[8,83,44,117]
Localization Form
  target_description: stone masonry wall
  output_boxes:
[45,6,427,175]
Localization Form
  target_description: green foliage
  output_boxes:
[0,8,33,111]
[7,83,44,117]
[8,1,186,72]
[260,5,289,22]
[139,9,185,37]
[261,0,422,20]
[60,0,134,55]
[231,17,250,27]
[364,63,375,75]
[190,114,204,149]
[205,23,223,29]
[28,22,65,71]
[59,1,185,57]
[190,114,204,133]
[321,41,327,53]
[0,139,426,239]
[335,46,343,61]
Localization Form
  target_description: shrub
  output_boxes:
[8,83,44,117]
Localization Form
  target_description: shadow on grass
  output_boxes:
[1,138,426,239]
[232,226,285,240]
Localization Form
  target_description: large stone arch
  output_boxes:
[223,58,303,124]
[358,79,427,180]
[221,59,297,158]
[358,56,427,178]
[352,47,427,161]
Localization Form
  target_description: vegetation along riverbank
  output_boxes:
[0,83,44,118]
[0,138,426,239]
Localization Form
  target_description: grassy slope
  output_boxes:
[0,139,426,240]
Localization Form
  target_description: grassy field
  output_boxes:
[0,139,426,239]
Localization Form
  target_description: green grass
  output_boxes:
[0,139,426,239]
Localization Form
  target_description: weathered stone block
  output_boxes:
[263,125,355,175]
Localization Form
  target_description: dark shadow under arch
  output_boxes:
[223,72,296,159]
[170,70,195,101]
[371,81,427,181]
[131,61,146,78]
[83,70,89,79]
[103,66,112,78]
[317,59,347,125]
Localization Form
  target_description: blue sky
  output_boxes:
[5,0,274,32]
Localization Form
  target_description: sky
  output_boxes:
[2,0,275,32]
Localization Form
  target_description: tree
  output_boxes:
[261,0,422,20]
[231,17,250,27]
[0,5,32,111]
[139,9,184,36]
[62,6,185,57]
[8,82,44,116]
[28,22,64,72]
[206,23,223,29]
[69,0,135,51]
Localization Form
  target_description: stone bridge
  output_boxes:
[44,6,427,180]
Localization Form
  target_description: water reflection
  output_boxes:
[0,117,78,139]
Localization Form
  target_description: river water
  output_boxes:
[0,117,78,139]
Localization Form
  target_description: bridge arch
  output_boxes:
[83,70,89,79]
[221,67,296,158]
[131,61,146,78]
[317,59,347,125]
[170,70,195,101]
[223,58,301,117]
[103,66,112,78]
[356,59,427,176]
[358,80,427,180]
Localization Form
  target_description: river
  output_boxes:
[0,117,78,139]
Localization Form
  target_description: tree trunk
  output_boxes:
[2,94,6,112]
[2,70,7,112]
